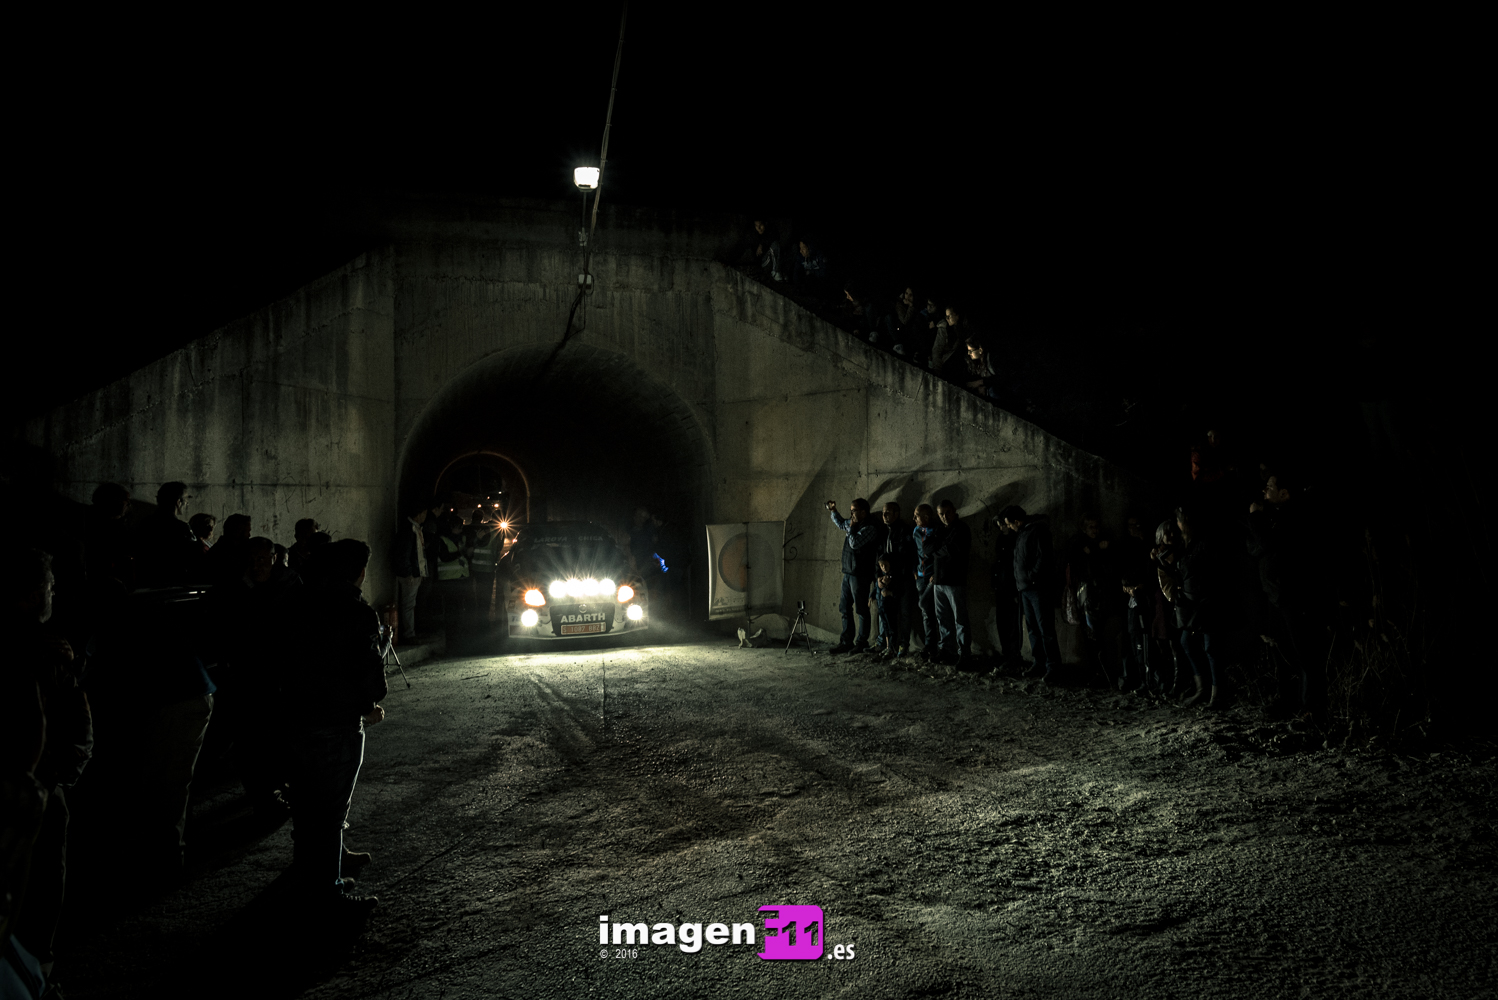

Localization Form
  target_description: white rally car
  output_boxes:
[501,521,649,639]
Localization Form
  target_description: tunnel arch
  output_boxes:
[397,339,714,574]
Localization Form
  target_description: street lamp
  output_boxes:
[573,166,600,191]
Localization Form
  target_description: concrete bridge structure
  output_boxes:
[24,197,1157,653]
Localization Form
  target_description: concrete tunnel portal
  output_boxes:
[397,341,713,597]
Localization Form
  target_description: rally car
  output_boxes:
[501,521,649,639]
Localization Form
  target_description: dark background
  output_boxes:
[11,7,1464,485]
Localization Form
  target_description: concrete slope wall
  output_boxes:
[710,270,1158,656]
[20,198,1157,650]
[24,250,398,602]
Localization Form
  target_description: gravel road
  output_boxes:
[59,641,1496,999]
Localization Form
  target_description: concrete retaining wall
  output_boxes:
[23,199,1157,653]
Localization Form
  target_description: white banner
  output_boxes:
[705,521,785,620]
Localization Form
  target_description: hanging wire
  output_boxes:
[562,2,628,342]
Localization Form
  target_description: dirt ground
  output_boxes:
[56,638,1496,999]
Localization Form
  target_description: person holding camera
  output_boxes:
[826,498,884,655]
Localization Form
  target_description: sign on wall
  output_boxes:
[705,522,785,620]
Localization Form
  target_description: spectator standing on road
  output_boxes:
[990,515,1024,671]
[877,502,916,659]
[874,555,899,659]
[285,538,386,916]
[436,513,472,638]
[930,500,974,666]
[3,549,92,986]
[1159,506,1229,709]
[826,498,884,655]
[912,504,940,656]
[84,483,133,596]
[207,513,253,586]
[1246,471,1327,721]
[288,518,320,575]
[213,537,301,817]
[188,513,216,558]
[134,482,197,588]
[1003,506,1063,684]
[391,503,430,644]
[1066,513,1123,687]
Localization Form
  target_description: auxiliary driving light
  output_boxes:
[520,609,539,627]
[599,578,615,594]
[549,580,568,599]
[626,604,644,621]
[616,585,634,602]
[523,588,545,607]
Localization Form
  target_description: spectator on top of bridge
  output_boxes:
[963,333,999,401]
[842,282,886,344]
[792,238,829,298]
[750,219,784,282]
[911,295,944,368]
[891,286,920,359]
[929,305,968,382]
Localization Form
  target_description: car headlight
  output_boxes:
[520,609,539,627]
[523,588,545,607]
[549,580,568,599]
[599,578,615,594]
[626,604,644,621]
[616,584,634,602]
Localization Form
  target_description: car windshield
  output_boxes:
[506,523,629,582]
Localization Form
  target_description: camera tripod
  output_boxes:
[381,627,411,688]
[785,601,812,653]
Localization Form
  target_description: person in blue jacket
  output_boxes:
[826,498,885,654]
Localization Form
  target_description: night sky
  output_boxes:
[16,7,1449,470]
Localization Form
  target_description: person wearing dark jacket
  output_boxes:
[211,537,302,815]
[876,502,916,658]
[1003,506,1063,683]
[1159,506,1228,708]
[4,550,92,984]
[134,482,198,589]
[1246,472,1325,720]
[990,516,1023,671]
[206,513,253,586]
[1066,513,1124,687]
[391,503,430,644]
[930,500,973,665]
[827,498,884,654]
[287,539,386,914]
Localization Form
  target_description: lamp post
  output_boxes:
[574,166,599,252]
[563,2,626,338]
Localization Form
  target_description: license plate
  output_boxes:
[560,622,606,635]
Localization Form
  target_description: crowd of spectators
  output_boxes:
[2,481,402,995]
[728,219,1042,419]
[826,444,1340,727]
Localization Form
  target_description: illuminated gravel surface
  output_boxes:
[61,643,1496,999]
